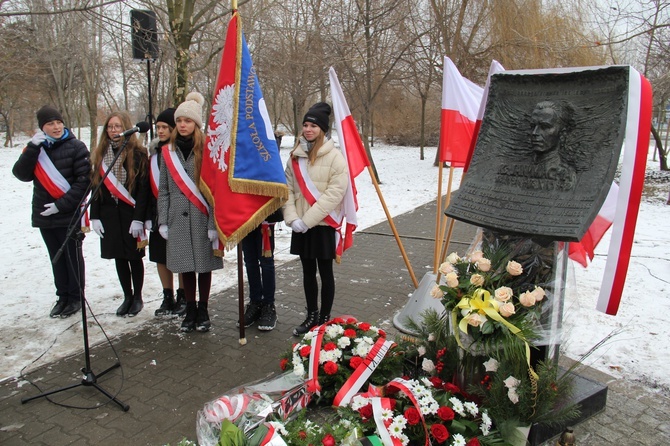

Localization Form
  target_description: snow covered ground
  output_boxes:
[1,130,669,397]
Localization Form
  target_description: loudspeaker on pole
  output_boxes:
[131,9,158,60]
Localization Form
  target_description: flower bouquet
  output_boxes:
[280,317,404,406]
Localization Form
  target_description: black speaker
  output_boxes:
[131,9,158,60]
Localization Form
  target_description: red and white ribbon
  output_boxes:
[306,324,327,394]
[149,153,160,199]
[99,162,136,207]
[387,378,429,445]
[163,146,209,216]
[371,397,403,446]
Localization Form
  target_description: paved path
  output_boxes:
[0,202,668,445]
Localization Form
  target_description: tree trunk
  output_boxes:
[651,124,668,171]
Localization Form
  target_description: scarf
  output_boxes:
[176,135,194,161]
[102,142,127,203]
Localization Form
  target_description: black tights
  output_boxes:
[182,272,212,303]
[300,257,334,315]
[115,258,144,297]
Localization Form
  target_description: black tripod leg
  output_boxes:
[21,382,83,404]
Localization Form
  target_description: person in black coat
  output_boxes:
[89,111,149,317]
[12,105,90,318]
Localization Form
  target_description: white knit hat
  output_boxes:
[175,91,205,128]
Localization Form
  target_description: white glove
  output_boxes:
[159,224,168,240]
[31,131,47,147]
[40,202,59,216]
[91,219,104,238]
[291,219,309,233]
[129,220,144,238]
[144,220,153,231]
[208,229,219,243]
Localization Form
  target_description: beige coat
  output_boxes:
[283,138,348,228]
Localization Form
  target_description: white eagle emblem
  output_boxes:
[206,85,235,172]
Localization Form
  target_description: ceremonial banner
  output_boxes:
[201,12,288,248]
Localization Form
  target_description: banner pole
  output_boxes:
[433,160,444,272]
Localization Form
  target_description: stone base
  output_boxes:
[528,368,608,445]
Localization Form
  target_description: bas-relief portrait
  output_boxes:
[446,66,629,242]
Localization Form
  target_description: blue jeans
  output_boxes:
[241,224,275,304]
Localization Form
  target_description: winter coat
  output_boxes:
[283,138,348,228]
[157,144,223,274]
[89,148,149,260]
[12,130,90,229]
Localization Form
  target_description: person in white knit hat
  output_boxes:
[157,92,222,333]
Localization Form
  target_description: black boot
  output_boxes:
[196,301,211,332]
[293,309,319,336]
[60,297,82,318]
[127,293,144,317]
[181,301,197,332]
[155,289,175,317]
[318,312,331,325]
[116,295,133,316]
[50,297,68,318]
[172,288,187,317]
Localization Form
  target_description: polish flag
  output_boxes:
[439,57,483,167]
[329,67,370,256]
[464,60,505,172]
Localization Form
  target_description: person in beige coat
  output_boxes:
[283,102,348,336]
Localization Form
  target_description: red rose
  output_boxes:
[437,406,455,421]
[404,407,421,425]
[359,403,373,419]
[279,358,289,370]
[322,433,336,446]
[430,424,450,443]
[443,382,461,394]
[466,438,481,446]
[429,376,443,388]
[299,345,311,357]
[323,361,338,375]
[323,342,337,351]
[343,328,358,338]
[358,322,371,331]
[350,356,363,369]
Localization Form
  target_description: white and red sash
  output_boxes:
[292,157,345,257]
[149,153,160,199]
[99,161,136,207]
[35,148,89,231]
[163,146,224,254]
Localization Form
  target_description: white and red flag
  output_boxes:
[328,67,370,258]
[439,57,484,167]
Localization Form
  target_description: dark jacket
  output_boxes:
[12,131,90,228]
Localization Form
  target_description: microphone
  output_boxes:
[116,121,151,138]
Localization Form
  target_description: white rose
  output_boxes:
[506,260,523,276]
[466,313,487,327]
[422,358,436,373]
[499,302,516,317]
[508,388,520,404]
[470,273,485,287]
[445,272,459,288]
[483,357,499,372]
[494,286,513,302]
[470,250,484,262]
[438,261,455,275]
[476,258,491,272]
[446,252,460,264]
[430,284,443,299]
[532,286,546,302]
[503,375,520,389]
[519,291,536,307]
[417,346,426,356]
[428,333,436,341]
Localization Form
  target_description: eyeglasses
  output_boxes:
[107,124,124,130]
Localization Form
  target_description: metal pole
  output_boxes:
[147,59,154,140]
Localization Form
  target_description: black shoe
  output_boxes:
[258,303,277,331]
[155,289,175,316]
[196,301,211,332]
[293,309,319,336]
[236,301,263,328]
[318,313,330,325]
[172,288,187,317]
[128,294,144,317]
[60,299,81,318]
[181,301,197,332]
[50,298,68,318]
[116,295,133,316]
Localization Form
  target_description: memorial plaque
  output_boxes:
[446,66,629,242]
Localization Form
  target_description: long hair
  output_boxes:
[291,129,326,165]
[169,124,206,193]
[90,111,147,195]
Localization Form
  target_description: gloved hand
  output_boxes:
[159,224,168,240]
[91,219,105,238]
[144,220,153,232]
[291,219,309,233]
[40,203,59,216]
[129,220,144,238]
[208,229,219,243]
[31,131,47,147]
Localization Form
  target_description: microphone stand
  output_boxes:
[21,137,134,412]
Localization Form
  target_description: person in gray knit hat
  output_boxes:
[12,106,90,318]
[158,92,222,333]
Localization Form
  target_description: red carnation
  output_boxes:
[358,322,371,331]
[346,317,358,324]
[322,433,336,446]
[437,406,455,421]
[323,361,338,375]
[343,328,357,338]
[299,431,307,440]
[404,407,421,425]
[378,329,386,337]
[359,404,373,419]
[332,317,346,324]
[444,382,461,394]
[299,345,311,357]
[466,438,481,446]
[430,376,443,388]
[349,356,363,369]
[279,358,289,370]
[430,424,450,443]
[323,342,337,351]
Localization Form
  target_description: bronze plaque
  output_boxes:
[446,66,629,242]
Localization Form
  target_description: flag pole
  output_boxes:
[367,165,419,288]
[433,159,444,272]
[436,166,455,264]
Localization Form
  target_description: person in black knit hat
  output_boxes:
[13,106,90,318]
[283,102,349,336]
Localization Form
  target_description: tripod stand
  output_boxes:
[21,138,133,412]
